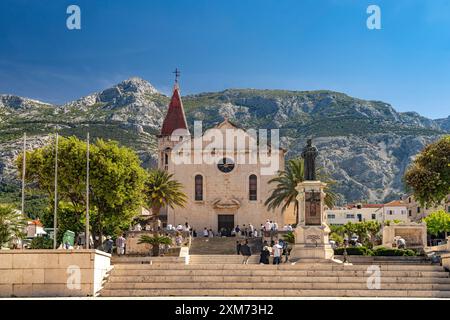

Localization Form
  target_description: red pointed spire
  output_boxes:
[160,84,189,136]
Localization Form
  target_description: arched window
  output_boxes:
[163,147,171,170]
[164,153,169,170]
[249,174,257,201]
[195,175,203,201]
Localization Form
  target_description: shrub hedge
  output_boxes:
[333,246,417,256]
[333,246,371,256]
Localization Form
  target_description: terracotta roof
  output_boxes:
[160,85,189,136]
[362,204,384,208]
[347,203,383,209]
[384,200,406,207]
[28,219,43,227]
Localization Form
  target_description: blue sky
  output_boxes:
[0,0,449,119]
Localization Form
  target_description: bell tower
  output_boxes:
[157,69,190,171]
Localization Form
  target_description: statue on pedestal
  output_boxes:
[301,139,318,181]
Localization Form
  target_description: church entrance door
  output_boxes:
[218,214,234,236]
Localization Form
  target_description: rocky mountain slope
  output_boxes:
[0,77,448,204]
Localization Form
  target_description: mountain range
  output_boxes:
[1,77,449,204]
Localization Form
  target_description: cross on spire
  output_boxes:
[173,68,181,84]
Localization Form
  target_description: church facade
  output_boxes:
[157,80,294,234]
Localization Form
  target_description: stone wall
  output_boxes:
[0,249,111,297]
[382,222,427,249]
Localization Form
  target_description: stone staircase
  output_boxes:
[189,236,262,255]
[100,257,450,297]
[189,254,260,264]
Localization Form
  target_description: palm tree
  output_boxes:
[265,158,338,225]
[143,169,187,228]
[138,234,172,256]
[0,205,27,248]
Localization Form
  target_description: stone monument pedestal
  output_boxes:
[290,180,334,261]
[290,224,334,260]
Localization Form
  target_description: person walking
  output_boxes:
[240,240,252,264]
[259,240,270,264]
[264,220,271,232]
[343,239,349,264]
[203,227,209,237]
[236,241,241,255]
[272,240,282,265]
[103,236,114,254]
[116,234,126,256]
[156,219,162,231]
[282,240,289,263]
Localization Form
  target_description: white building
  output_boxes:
[26,219,46,238]
[382,200,409,222]
[325,204,384,225]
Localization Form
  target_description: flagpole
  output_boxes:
[85,132,90,249]
[53,133,59,249]
[21,133,26,216]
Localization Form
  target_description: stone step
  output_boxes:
[100,288,450,298]
[107,271,449,283]
[103,281,450,291]
[111,263,446,272]
[189,255,260,264]
[109,268,450,278]
[111,256,185,264]
[105,274,450,284]
[189,237,262,255]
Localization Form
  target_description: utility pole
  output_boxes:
[85,132,90,249]
[21,133,26,216]
[53,133,59,249]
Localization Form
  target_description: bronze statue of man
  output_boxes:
[301,139,318,181]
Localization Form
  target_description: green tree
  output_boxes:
[341,221,381,247]
[424,210,450,238]
[404,135,450,207]
[143,169,187,225]
[265,158,338,225]
[0,205,27,247]
[17,136,147,247]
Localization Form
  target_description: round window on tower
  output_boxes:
[217,157,235,173]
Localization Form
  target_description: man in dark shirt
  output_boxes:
[236,241,241,255]
[240,240,252,264]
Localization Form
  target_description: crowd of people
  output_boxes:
[237,238,290,265]
[232,220,293,238]
[90,218,294,258]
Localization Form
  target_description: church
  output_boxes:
[157,77,294,235]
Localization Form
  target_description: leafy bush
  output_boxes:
[372,247,416,256]
[29,236,53,249]
[329,233,343,245]
[334,246,372,256]
[283,231,295,244]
